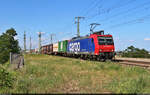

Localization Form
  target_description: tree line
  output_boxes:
[117,46,150,58]
[0,28,20,64]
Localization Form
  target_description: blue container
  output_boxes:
[67,38,95,54]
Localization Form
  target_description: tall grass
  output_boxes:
[108,75,150,93]
[1,54,150,93]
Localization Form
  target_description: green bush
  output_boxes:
[0,66,16,90]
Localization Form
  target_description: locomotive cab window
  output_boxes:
[98,36,114,45]
[106,37,114,45]
[98,37,105,45]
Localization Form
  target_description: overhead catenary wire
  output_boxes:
[80,0,150,34]
[97,1,150,24]
[52,0,106,39]
[53,19,75,39]
[104,14,150,30]
[82,0,103,18]
[86,0,137,20]
[79,0,101,17]
[39,0,150,48]
[79,0,136,34]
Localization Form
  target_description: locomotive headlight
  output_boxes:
[99,49,102,52]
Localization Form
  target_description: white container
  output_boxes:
[53,43,58,52]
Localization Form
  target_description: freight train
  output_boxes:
[41,30,116,61]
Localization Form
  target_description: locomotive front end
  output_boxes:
[97,35,115,59]
[90,30,116,60]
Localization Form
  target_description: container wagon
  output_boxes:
[53,42,59,55]
[46,44,53,55]
[41,45,47,54]
[58,40,68,56]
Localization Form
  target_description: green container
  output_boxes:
[58,40,68,53]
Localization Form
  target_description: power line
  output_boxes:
[82,0,150,33]
[86,0,137,20]
[105,14,150,30]
[80,0,136,34]
[79,0,98,16]
[98,1,150,24]
[49,0,97,40]
[82,0,103,17]
[91,0,122,17]
[53,18,75,39]
[75,0,104,36]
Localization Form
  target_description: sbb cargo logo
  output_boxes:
[69,42,80,52]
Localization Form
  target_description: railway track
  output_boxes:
[50,54,150,68]
[114,59,150,68]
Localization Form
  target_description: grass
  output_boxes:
[1,54,150,93]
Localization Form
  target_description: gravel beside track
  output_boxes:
[115,57,150,68]
[115,57,150,63]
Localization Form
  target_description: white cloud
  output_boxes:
[144,38,150,41]
[129,40,135,42]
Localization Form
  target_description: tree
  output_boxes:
[122,46,150,58]
[0,28,20,64]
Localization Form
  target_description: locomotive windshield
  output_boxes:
[98,37,114,45]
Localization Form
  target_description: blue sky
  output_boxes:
[0,0,150,51]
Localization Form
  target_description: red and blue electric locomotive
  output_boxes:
[41,30,115,61]
[67,30,115,61]
[90,30,115,60]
